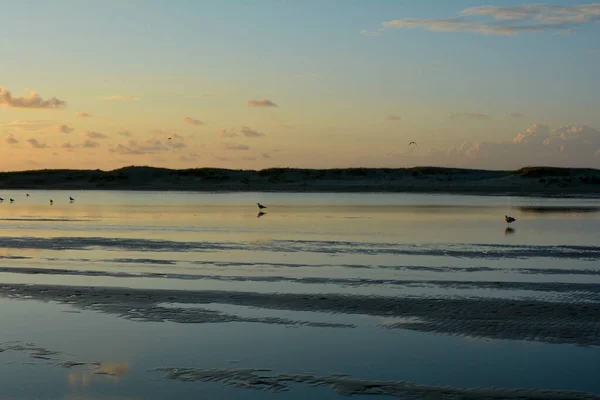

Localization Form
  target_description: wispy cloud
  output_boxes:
[247,98,278,108]
[376,4,600,36]
[26,138,50,149]
[386,115,401,121]
[450,112,491,120]
[75,111,91,117]
[360,29,384,37]
[85,131,108,139]
[240,126,265,138]
[219,129,237,138]
[1,120,55,131]
[222,143,250,151]
[0,88,66,109]
[103,95,140,101]
[182,116,203,126]
[110,138,172,155]
[56,124,74,134]
[83,140,100,148]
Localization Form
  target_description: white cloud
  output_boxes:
[0,88,66,109]
[377,4,600,36]
[432,124,600,169]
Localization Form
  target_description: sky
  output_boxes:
[1,0,600,171]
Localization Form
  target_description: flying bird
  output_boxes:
[409,141,417,146]
[504,215,516,226]
[257,203,267,210]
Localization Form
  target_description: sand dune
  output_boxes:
[1,166,599,196]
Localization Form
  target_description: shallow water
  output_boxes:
[0,190,599,399]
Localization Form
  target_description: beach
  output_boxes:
[0,191,599,399]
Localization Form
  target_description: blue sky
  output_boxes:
[1,1,600,170]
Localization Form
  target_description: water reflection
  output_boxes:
[67,362,130,388]
[504,227,516,236]
[257,211,267,219]
[516,206,600,214]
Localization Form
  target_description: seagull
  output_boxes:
[409,141,417,146]
[168,137,172,140]
[504,215,516,226]
[10,198,14,203]
[26,194,30,197]
[0,198,3,202]
[257,203,267,210]
[69,197,75,202]
[50,199,54,205]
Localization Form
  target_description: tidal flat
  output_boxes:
[0,191,599,399]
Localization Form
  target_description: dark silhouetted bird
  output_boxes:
[257,203,267,210]
[504,215,516,226]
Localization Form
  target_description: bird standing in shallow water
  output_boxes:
[504,215,516,226]
[50,199,54,205]
[257,203,267,210]
[69,197,75,202]
[10,199,14,203]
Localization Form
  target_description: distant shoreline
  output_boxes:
[1,165,599,197]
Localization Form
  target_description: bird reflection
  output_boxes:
[257,211,267,218]
[504,227,515,236]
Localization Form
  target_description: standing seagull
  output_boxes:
[0,198,3,202]
[69,197,75,202]
[504,215,516,226]
[50,199,54,206]
[10,198,14,203]
[257,203,267,210]
[26,194,30,197]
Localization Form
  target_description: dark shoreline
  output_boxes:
[1,165,599,197]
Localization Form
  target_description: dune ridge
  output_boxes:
[0,166,599,196]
